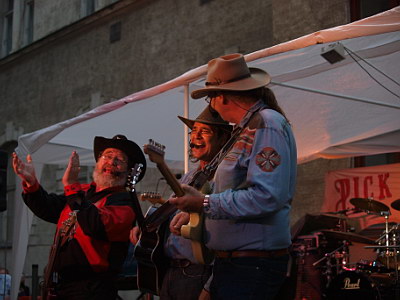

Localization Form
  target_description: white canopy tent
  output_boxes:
[10,7,400,299]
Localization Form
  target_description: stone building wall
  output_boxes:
[0,0,352,292]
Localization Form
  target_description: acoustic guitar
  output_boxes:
[134,139,212,295]
[41,211,77,300]
[140,190,213,265]
[134,140,183,295]
[144,140,213,264]
[180,180,214,265]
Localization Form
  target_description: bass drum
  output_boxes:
[325,271,381,300]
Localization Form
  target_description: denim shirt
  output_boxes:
[205,100,297,251]
[163,169,202,263]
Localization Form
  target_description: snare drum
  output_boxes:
[326,271,381,300]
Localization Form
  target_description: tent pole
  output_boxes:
[184,84,189,173]
[271,81,400,109]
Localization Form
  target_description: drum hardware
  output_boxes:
[313,241,350,286]
[356,259,390,274]
[364,213,399,272]
[319,229,375,245]
[292,232,325,300]
[360,208,400,299]
[325,270,397,300]
[292,232,323,253]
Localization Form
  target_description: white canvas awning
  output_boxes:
[10,7,400,299]
[15,7,400,166]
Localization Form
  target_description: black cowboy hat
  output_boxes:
[178,107,232,132]
[93,135,146,182]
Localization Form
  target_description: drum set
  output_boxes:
[292,198,400,300]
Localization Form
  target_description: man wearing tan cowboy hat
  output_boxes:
[131,107,232,300]
[170,53,297,299]
[13,135,146,299]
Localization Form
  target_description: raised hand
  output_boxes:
[12,152,38,187]
[170,211,190,236]
[62,151,80,187]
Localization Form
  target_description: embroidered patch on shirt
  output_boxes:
[256,147,281,172]
[225,128,256,161]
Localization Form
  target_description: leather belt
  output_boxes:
[170,259,192,268]
[215,248,288,259]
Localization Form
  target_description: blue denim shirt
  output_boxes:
[163,169,201,263]
[205,100,297,251]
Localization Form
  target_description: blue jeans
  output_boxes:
[160,263,212,300]
[210,255,289,300]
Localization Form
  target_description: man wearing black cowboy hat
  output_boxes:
[170,53,297,299]
[131,108,231,300]
[12,135,146,300]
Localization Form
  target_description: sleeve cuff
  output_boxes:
[22,181,40,193]
[64,183,82,196]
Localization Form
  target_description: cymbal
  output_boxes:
[391,199,400,211]
[350,198,390,213]
[320,230,375,244]
[320,212,349,219]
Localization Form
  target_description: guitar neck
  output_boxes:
[156,162,184,197]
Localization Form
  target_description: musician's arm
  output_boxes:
[22,184,67,224]
[75,193,136,242]
[129,226,140,245]
[169,211,189,236]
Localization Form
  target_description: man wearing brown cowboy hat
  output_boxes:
[170,53,297,299]
[12,135,146,300]
[131,107,231,300]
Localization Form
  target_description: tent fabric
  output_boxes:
[15,6,400,166]
[10,6,400,298]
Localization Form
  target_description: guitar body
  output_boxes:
[181,212,214,265]
[134,221,169,295]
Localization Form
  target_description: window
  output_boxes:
[354,152,400,168]
[0,142,17,247]
[24,0,34,45]
[109,21,121,43]
[2,0,14,56]
[350,0,400,21]
[81,0,96,17]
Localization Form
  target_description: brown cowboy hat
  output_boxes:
[178,107,232,132]
[191,53,271,99]
[93,135,146,182]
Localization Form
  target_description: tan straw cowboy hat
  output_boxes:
[191,53,271,99]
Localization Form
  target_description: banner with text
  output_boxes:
[323,163,400,229]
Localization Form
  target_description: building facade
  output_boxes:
[0,0,398,296]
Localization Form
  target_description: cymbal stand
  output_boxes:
[312,241,348,286]
[379,211,392,270]
[378,211,400,299]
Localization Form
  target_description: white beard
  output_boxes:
[92,164,127,189]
